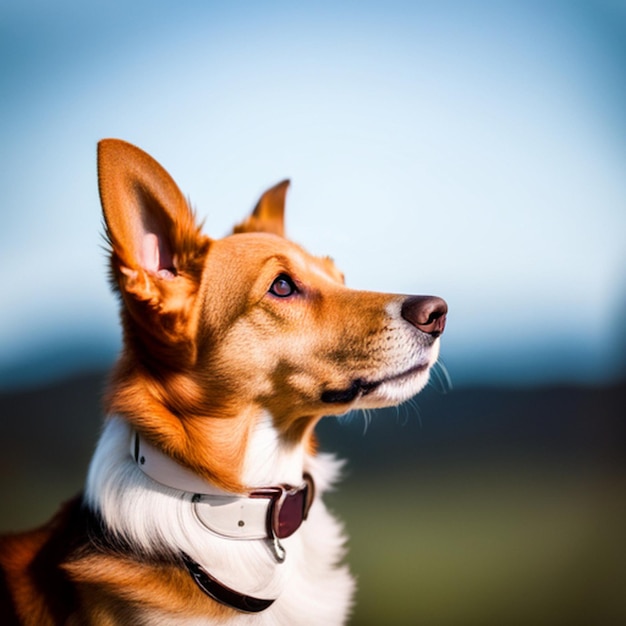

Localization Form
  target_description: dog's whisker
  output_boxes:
[431,359,453,393]
[404,396,422,428]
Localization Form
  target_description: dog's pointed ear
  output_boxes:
[233,179,289,237]
[98,139,208,277]
[98,139,210,348]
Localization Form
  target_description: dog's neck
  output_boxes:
[85,414,312,603]
[130,430,313,547]
[127,427,316,612]
[240,412,306,487]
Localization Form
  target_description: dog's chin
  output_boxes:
[321,358,436,411]
[354,364,432,409]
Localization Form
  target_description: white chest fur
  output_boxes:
[85,416,355,625]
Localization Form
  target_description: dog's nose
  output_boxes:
[401,296,447,337]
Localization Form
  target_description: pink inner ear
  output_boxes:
[141,233,174,276]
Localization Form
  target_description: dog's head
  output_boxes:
[98,139,446,489]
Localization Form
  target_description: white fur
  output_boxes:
[241,412,305,486]
[85,415,355,625]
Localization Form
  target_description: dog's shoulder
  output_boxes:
[0,495,89,625]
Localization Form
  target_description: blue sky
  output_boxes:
[1,1,625,388]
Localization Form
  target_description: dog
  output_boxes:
[0,139,447,625]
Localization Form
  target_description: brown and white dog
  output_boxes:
[0,139,447,625]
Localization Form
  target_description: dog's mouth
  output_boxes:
[320,362,430,405]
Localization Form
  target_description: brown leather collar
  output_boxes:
[182,553,275,613]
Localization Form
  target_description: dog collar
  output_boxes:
[130,432,314,543]
[130,432,315,613]
[182,553,275,613]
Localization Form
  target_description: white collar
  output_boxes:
[130,431,313,546]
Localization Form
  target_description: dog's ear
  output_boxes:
[233,179,289,237]
[97,139,210,349]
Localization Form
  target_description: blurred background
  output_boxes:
[1,1,624,624]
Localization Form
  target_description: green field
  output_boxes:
[330,466,626,625]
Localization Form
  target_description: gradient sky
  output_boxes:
[1,1,625,388]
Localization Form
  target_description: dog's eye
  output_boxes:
[269,274,297,298]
